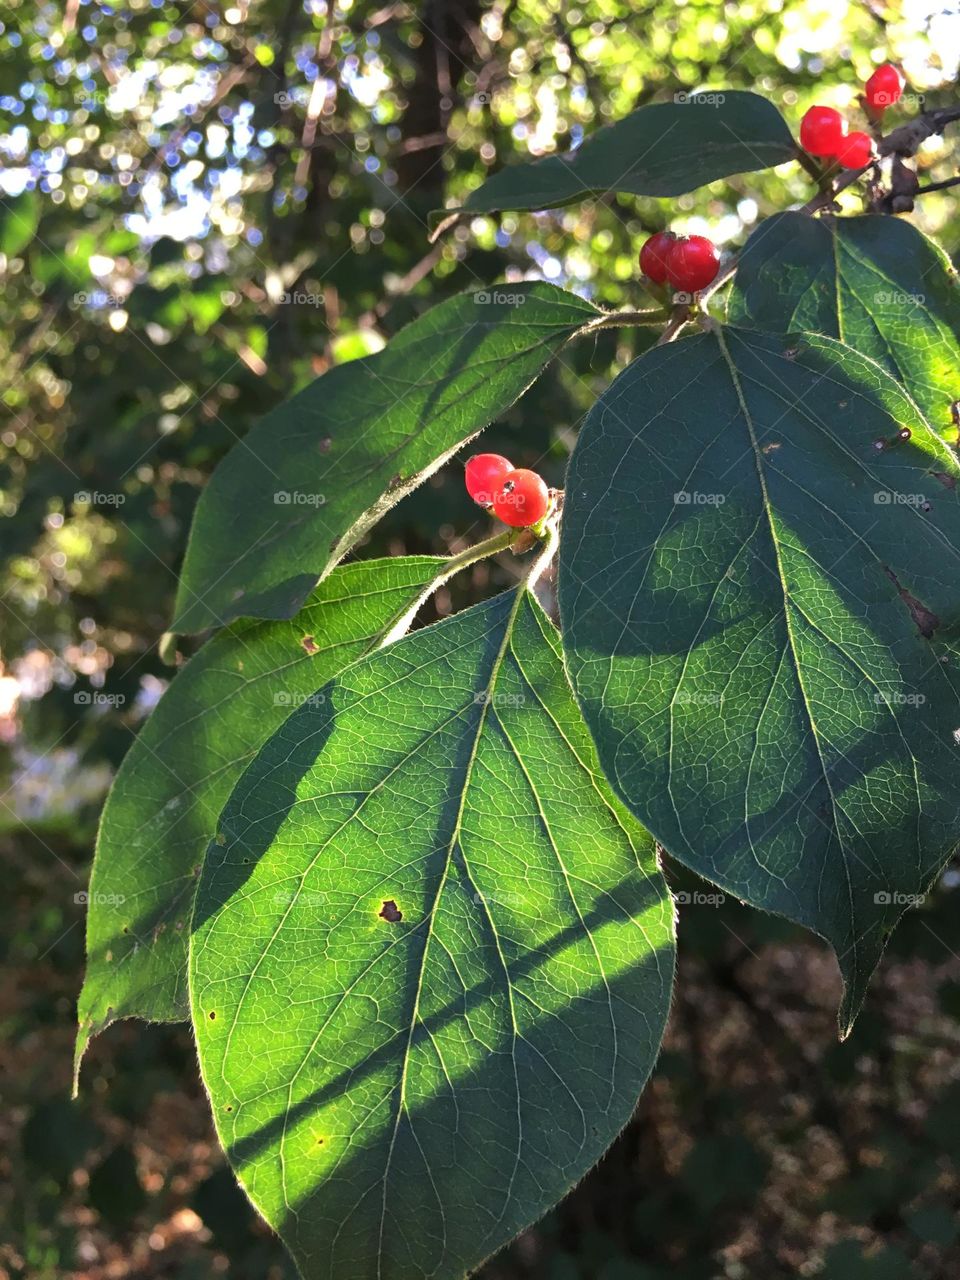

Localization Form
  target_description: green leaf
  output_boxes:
[76,557,447,1076]
[448,93,796,218]
[190,589,674,1280]
[0,189,41,258]
[171,284,599,634]
[729,212,960,436]
[559,325,960,1034]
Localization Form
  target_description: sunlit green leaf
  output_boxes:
[76,557,446,1076]
[191,590,674,1279]
[729,212,960,435]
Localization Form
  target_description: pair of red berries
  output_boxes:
[639,232,720,293]
[464,453,550,527]
[799,63,905,170]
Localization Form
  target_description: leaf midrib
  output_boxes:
[714,327,861,976]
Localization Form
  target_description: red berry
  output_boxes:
[465,453,513,506]
[664,235,720,294]
[865,63,905,110]
[492,468,550,528]
[799,105,847,156]
[833,131,875,169]
[639,231,676,284]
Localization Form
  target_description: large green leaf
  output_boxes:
[559,325,960,1033]
[190,589,674,1280]
[76,557,447,1076]
[448,92,796,218]
[171,284,599,634]
[729,212,960,435]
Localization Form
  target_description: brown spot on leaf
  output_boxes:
[209,1010,217,1020]
[883,566,940,638]
[934,472,957,490]
[319,437,332,453]
[379,899,403,923]
[301,634,319,655]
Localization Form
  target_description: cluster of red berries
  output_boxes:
[464,453,550,528]
[638,231,720,293]
[800,63,905,169]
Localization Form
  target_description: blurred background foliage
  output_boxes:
[2,0,960,1276]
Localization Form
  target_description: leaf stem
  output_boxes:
[379,527,525,646]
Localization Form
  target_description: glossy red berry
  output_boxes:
[639,231,676,284]
[492,468,550,528]
[865,63,905,110]
[799,105,847,156]
[833,130,875,169]
[664,235,720,293]
[465,453,513,506]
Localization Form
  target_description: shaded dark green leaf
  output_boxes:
[171,284,598,633]
[560,325,960,1033]
[449,93,796,217]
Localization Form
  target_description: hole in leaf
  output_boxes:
[301,635,319,655]
[379,900,403,923]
